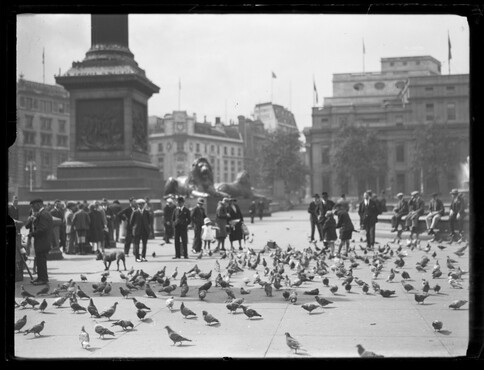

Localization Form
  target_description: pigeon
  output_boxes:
[101,283,112,296]
[289,291,298,304]
[119,287,131,299]
[433,284,441,294]
[401,271,410,280]
[198,270,212,280]
[52,295,69,308]
[198,289,207,301]
[224,288,236,301]
[356,344,384,358]
[322,277,329,286]
[171,267,178,280]
[329,285,338,295]
[80,274,88,282]
[112,320,134,331]
[401,281,415,293]
[70,301,87,313]
[202,310,220,325]
[21,285,35,299]
[180,283,189,298]
[414,293,430,304]
[437,245,446,250]
[449,299,468,310]
[159,284,178,294]
[449,279,463,289]
[79,326,90,349]
[379,289,396,298]
[264,283,273,297]
[76,287,90,300]
[301,303,321,314]
[362,284,370,294]
[166,296,175,311]
[242,305,262,319]
[164,325,192,346]
[99,302,118,320]
[226,302,244,314]
[36,285,50,296]
[240,287,251,295]
[132,298,151,311]
[24,320,45,337]
[145,283,157,298]
[198,281,212,292]
[285,332,302,353]
[303,288,319,295]
[136,309,147,320]
[282,290,290,301]
[94,323,115,339]
[386,269,396,283]
[422,280,430,294]
[345,283,352,293]
[432,270,443,279]
[432,320,443,331]
[25,297,40,309]
[88,298,101,318]
[416,265,427,273]
[15,315,27,332]
[180,302,197,318]
[125,280,138,291]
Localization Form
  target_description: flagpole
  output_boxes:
[289,81,292,110]
[178,78,181,110]
[271,76,273,103]
[312,75,315,106]
[42,47,45,84]
[362,39,365,73]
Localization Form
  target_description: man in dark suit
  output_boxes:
[50,199,66,252]
[358,190,379,250]
[404,191,425,234]
[130,199,152,262]
[172,196,191,259]
[308,194,323,242]
[117,197,136,256]
[163,198,176,244]
[109,200,123,243]
[391,193,409,232]
[318,192,335,235]
[190,198,207,254]
[449,188,466,241]
[26,199,53,285]
[425,192,445,235]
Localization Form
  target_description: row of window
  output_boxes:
[154,141,243,157]
[24,115,67,132]
[23,131,68,147]
[19,96,68,114]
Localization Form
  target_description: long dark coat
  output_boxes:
[88,209,105,243]
[336,211,355,240]
[30,209,54,253]
[228,203,244,242]
[215,202,229,239]
[322,216,337,242]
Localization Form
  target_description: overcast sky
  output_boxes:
[17,13,469,132]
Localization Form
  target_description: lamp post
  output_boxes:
[25,160,37,192]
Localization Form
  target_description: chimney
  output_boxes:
[204,115,207,123]
[215,117,221,124]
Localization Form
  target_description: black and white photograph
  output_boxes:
[7,6,479,359]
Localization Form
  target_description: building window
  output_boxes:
[196,143,200,153]
[58,102,65,113]
[217,145,220,155]
[395,81,405,89]
[446,86,455,92]
[374,82,385,90]
[41,152,51,166]
[238,148,242,157]
[321,118,329,125]
[23,131,36,145]
[57,135,68,147]
[396,144,405,163]
[158,156,164,165]
[158,143,163,152]
[224,160,228,171]
[224,146,228,155]
[416,61,420,65]
[40,117,52,130]
[205,144,208,154]
[390,62,394,66]
[403,61,407,66]
[19,96,25,108]
[231,147,235,156]
[353,83,364,91]
[321,147,330,165]
[211,145,215,153]
[425,103,434,121]
[322,173,331,195]
[176,141,184,152]
[396,173,405,194]
[231,173,236,182]
[224,173,228,182]
[395,114,403,126]
[40,133,52,146]
[25,97,33,110]
[25,115,34,129]
[425,87,434,93]
[447,103,456,121]
[58,119,66,132]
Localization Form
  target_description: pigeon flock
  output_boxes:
[14,225,469,358]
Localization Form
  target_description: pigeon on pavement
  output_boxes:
[285,332,302,353]
[36,285,50,296]
[202,310,220,325]
[145,283,157,298]
[70,300,87,313]
[80,274,88,282]
[166,296,175,311]
[242,306,262,319]
[329,285,338,295]
[379,289,396,298]
[52,294,69,308]
[15,315,27,333]
[79,326,90,349]
[301,303,321,314]
[180,302,197,318]
[87,298,101,318]
[164,326,192,346]
[132,298,151,311]
[198,281,212,293]
[24,320,45,337]
[315,296,333,307]
[198,289,207,301]
[414,293,430,304]
[432,320,443,331]
[76,287,90,300]
[94,323,115,339]
[99,302,118,320]
[303,288,319,295]
[119,286,131,299]
[136,309,147,320]
[356,344,384,358]
[112,320,134,331]
[449,300,468,310]
[180,283,189,297]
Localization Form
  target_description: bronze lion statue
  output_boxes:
[216,170,264,199]
[164,157,229,198]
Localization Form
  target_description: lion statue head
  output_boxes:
[188,157,216,194]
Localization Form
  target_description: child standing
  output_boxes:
[322,211,337,258]
[201,218,218,254]
[336,209,355,257]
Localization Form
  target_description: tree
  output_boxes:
[329,124,387,195]
[260,129,309,196]
[412,122,461,193]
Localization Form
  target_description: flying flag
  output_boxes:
[313,80,319,104]
[448,32,452,61]
[272,71,277,79]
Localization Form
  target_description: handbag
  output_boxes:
[241,222,250,236]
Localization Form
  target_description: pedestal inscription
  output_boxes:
[132,100,148,153]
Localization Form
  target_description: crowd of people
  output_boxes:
[308,188,467,258]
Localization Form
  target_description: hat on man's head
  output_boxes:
[136,198,146,204]
[396,192,404,198]
[450,188,459,195]
[411,191,419,196]
[321,192,328,197]
[325,211,333,217]
[102,198,108,203]
[204,217,211,225]
[222,197,230,203]
[129,197,134,202]
[113,200,120,204]
[166,198,174,204]
[54,199,61,203]
[432,192,439,197]
[313,194,320,198]
[177,196,185,202]
[29,198,43,205]
[66,201,76,209]
[197,198,205,205]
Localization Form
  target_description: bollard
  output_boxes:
[119,220,127,243]
[153,210,165,237]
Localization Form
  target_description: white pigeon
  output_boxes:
[166,296,175,311]
[79,326,90,349]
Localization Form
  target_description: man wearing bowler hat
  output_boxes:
[425,192,445,235]
[449,188,466,241]
[190,198,207,254]
[25,199,53,285]
[172,196,191,259]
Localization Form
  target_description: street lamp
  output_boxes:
[25,160,37,192]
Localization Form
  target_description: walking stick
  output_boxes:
[17,240,34,281]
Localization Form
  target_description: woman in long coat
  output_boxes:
[215,198,230,252]
[227,198,244,251]
[88,203,105,253]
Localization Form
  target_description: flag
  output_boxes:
[313,80,319,104]
[448,32,452,61]
[362,39,365,55]
[272,71,277,79]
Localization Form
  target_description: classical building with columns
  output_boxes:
[304,55,469,201]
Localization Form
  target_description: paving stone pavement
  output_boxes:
[12,210,470,359]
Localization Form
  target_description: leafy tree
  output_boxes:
[260,129,309,195]
[412,122,461,193]
[329,124,387,194]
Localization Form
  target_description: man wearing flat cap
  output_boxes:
[391,193,409,232]
[117,197,137,256]
[308,194,323,242]
[25,199,53,285]
[163,198,176,244]
[172,196,191,259]
[449,189,466,241]
[130,199,152,262]
[404,191,425,234]
[190,198,207,254]
[425,192,444,235]
[358,190,379,249]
